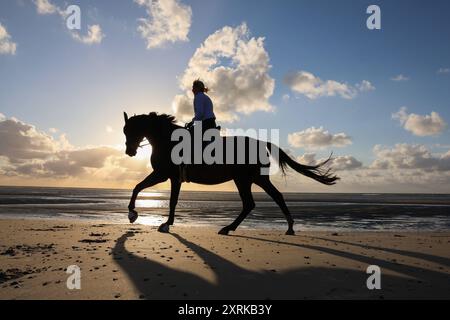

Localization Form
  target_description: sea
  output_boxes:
[0,186,449,232]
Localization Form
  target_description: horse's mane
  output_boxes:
[150,112,177,125]
[129,112,178,126]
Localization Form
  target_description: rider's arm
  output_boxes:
[192,94,204,121]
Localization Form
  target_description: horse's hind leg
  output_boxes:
[218,179,255,235]
[255,177,295,235]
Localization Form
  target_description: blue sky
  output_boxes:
[1,0,450,191]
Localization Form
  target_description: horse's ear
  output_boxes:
[123,112,128,123]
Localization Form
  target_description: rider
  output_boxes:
[181,80,218,183]
[185,80,217,132]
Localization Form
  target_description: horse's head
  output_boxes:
[123,112,178,156]
[123,112,145,157]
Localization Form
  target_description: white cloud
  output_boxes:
[0,23,17,55]
[356,80,375,92]
[284,71,355,99]
[277,144,450,193]
[0,115,148,183]
[437,68,450,74]
[71,24,104,45]
[297,153,362,171]
[32,0,103,45]
[283,71,373,100]
[172,23,275,122]
[328,155,363,170]
[392,107,447,136]
[33,0,58,15]
[391,74,409,81]
[370,143,450,171]
[0,116,70,163]
[288,127,352,150]
[135,0,192,49]
[296,152,317,166]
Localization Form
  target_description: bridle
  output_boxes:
[138,138,150,148]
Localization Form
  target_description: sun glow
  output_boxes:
[135,144,152,160]
[135,199,168,208]
[135,215,165,226]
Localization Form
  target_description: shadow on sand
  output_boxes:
[112,231,450,299]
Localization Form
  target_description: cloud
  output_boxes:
[276,144,450,193]
[392,107,447,136]
[2,115,450,192]
[288,127,352,149]
[70,24,104,45]
[437,68,450,74]
[135,0,192,49]
[283,71,373,100]
[282,94,290,102]
[356,80,375,92]
[281,144,450,193]
[32,0,104,45]
[172,23,275,122]
[0,23,17,55]
[370,143,450,171]
[33,0,58,15]
[0,115,149,184]
[391,74,409,81]
[296,153,362,170]
[296,152,317,166]
[0,116,68,163]
[327,155,363,170]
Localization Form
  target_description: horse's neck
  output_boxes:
[146,123,180,152]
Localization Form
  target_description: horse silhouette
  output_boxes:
[123,112,339,235]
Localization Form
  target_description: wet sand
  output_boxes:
[0,219,449,299]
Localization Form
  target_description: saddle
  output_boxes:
[179,123,221,183]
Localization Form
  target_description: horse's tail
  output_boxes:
[267,143,340,185]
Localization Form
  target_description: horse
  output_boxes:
[123,112,339,235]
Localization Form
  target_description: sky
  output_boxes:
[1,0,450,193]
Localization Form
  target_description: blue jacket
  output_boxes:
[192,92,215,121]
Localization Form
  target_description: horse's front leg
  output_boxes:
[128,171,167,223]
[158,178,181,233]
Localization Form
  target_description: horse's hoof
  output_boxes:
[158,223,170,233]
[128,210,138,223]
[218,228,230,235]
[285,229,295,236]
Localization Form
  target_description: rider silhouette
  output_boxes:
[185,80,217,132]
[181,80,219,183]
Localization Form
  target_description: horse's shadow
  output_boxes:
[113,231,450,299]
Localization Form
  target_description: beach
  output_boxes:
[1,218,449,300]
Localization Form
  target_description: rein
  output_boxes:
[138,138,150,148]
